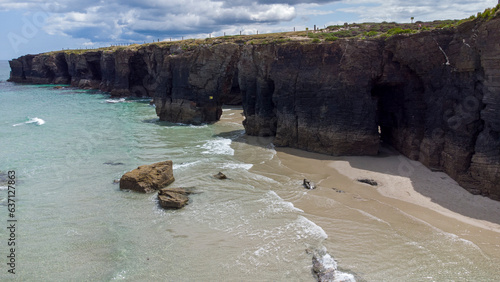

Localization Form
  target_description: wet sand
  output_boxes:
[272,145,500,258]
[223,106,500,259]
[222,107,500,278]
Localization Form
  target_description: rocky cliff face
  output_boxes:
[9,44,240,124]
[9,16,500,200]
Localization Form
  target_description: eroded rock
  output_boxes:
[213,172,227,179]
[310,247,356,282]
[158,188,190,209]
[119,160,175,193]
[303,179,316,189]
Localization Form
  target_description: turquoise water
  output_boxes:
[1,59,499,281]
[0,60,332,281]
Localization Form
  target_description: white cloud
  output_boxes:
[0,0,498,46]
[338,0,498,23]
[249,4,296,21]
[28,0,299,42]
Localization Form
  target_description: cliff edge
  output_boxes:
[8,14,500,200]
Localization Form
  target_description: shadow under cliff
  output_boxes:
[346,144,500,224]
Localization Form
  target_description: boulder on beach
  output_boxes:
[120,161,175,193]
[157,188,194,209]
[213,172,227,179]
[357,179,378,186]
[303,179,316,189]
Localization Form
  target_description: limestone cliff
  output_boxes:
[8,15,500,200]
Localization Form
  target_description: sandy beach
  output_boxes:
[268,145,500,258]
[224,106,500,278]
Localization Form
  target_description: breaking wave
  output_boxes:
[105,98,126,103]
[199,138,234,155]
[13,117,45,126]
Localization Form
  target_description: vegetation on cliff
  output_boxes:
[41,4,500,55]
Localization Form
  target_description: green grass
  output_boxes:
[365,31,379,37]
[477,4,500,20]
[325,36,338,42]
[387,28,415,35]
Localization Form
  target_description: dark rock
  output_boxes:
[213,172,227,179]
[303,179,316,189]
[157,188,191,209]
[104,161,125,166]
[357,179,378,186]
[119,161,175,193]
[8,16,500,200]
[309,247,355,282]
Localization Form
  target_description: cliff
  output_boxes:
[8,15,500,200]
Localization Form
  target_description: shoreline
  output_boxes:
[223,107,500,250]
[266,145,500,258]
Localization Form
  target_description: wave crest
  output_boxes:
[13,117,45,126]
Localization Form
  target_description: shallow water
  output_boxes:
[0,60,499,281]
[0,61,330,281]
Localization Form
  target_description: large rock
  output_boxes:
[157,188,192,209]
[119,161,175,193]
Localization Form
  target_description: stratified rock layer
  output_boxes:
[9,15,500,200]
[120,161,175,193]
[157,188,190,209]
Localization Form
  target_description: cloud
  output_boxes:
[0,0,496,45]
[1,0,308,42]
[337,0,497,22]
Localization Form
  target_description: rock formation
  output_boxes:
[357,179,378,186]
[213,172,227,179]
[119,161,175,193]
[303,179,316,189]
[157,187,192,209]
[9,15,500,200]
[310,247,356,282]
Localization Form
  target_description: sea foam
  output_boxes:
[296,215,328,240]
[221,163,253,170]
[13,117,45,126]
[173,160,202,170]
[258,190,304,214]
[199,138,234,155]
[105,98,126,103]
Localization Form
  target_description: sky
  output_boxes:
[0,0,498,60]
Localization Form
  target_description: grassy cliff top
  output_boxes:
[44,4,499,56]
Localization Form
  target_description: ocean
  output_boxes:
[0,59,499,281]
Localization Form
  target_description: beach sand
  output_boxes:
[221,107,500,278]
[223,106,500,262]
[270,145,500,257]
